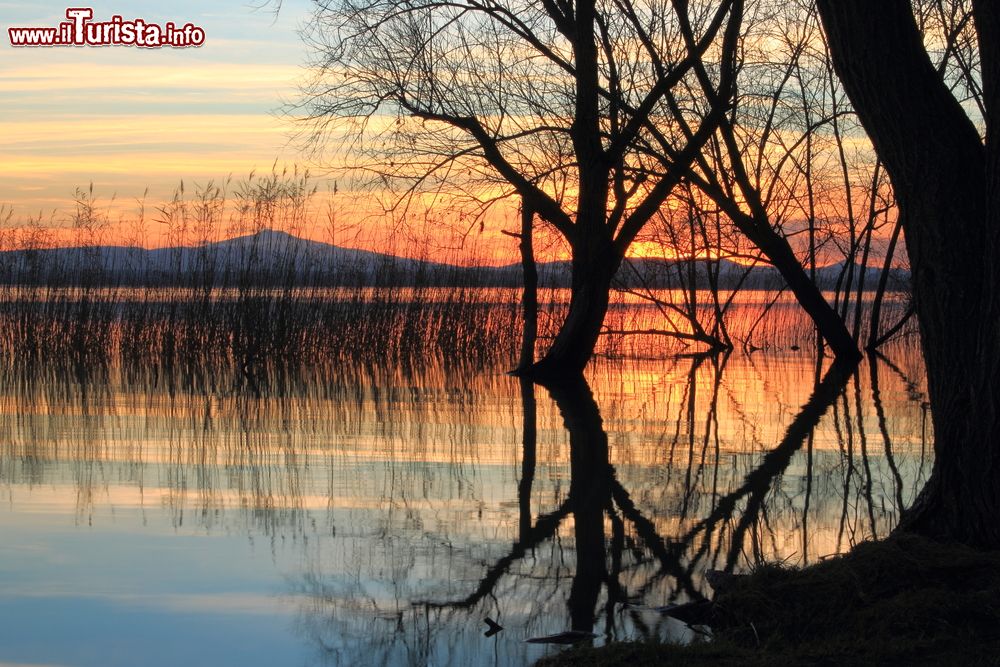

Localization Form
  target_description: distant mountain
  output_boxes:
[0,229,910,291]
[0,229,462,287]
[496,256,909,292]
[811,260,910,292]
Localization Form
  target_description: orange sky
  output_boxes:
[0,3,534,264]
[0,2,895,268]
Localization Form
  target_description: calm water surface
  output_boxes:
[0,303,928,666]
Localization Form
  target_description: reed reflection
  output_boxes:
[0,343,929,666]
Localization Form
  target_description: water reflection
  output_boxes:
[0,345,929,666]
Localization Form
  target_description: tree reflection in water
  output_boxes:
[0,346,930,666]
[295,359,922,664]
[394,358,861,655]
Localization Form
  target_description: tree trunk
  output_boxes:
[866,213,903,351]
[515,205,538,373]
[753,227,861,364]
[817,0,1000,548]
[521,242,621,383]
[699,176,862,361]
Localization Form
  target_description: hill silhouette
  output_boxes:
[0,229,910,291]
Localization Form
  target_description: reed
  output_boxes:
[0,170,916,372]
[0,171,525,371]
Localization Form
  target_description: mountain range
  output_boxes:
[0,229,910,291]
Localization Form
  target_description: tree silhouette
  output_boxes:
[815,0,1000,548]
[301,0,870,378]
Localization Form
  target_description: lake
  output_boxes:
[0,292,927,666]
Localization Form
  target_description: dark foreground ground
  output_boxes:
[539,535,1000,666]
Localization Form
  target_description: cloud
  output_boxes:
[0,63,301,94]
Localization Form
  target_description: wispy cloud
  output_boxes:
[0,63,301,94]
[0,0,316,217]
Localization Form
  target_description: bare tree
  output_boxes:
[670,1,866,362]
[300,0,748,379]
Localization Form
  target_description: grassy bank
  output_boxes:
[539,534,1000,666]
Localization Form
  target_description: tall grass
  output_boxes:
[0,169,917,372]
[0,170,524,371]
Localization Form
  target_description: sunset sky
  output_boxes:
[1,1,315,210]
[1,2,404,246]
[0,2,890,267]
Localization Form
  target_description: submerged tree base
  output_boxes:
[537,534,1000,666]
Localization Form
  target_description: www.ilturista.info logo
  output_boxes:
[8,8,205,48]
